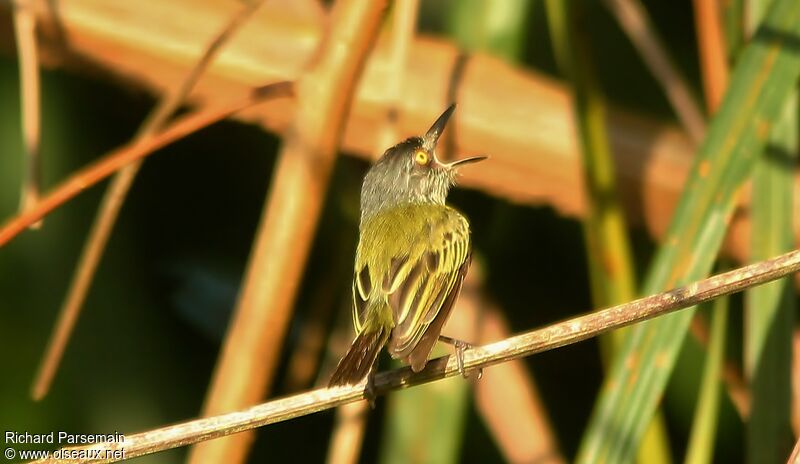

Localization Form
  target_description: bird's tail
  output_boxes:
[329,327,389,387]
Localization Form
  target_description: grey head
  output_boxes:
[359,104,487,226]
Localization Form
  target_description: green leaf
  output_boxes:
[745,90,796,463]
[684,297,728,464]
[576,0,800,461]
[378,374,471,464]
[446,0,531,62]
[545,1,671,462]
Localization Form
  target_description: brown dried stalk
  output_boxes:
[325,3,418,462]
[12,0,42,220]
[187,1,387,462]
[29,0,269,401]
[692,0,729,112]
[0,82,294,247]
[476,304,564,464]
[31,248,800,464]
[603,0,706,143]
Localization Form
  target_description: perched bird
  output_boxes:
[329,104,485,388]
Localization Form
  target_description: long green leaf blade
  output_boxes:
[745,91,796,463]
[684,297,729,464]
[576,0,800,461]
[545,1,670,462]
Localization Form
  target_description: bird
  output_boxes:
[328,104,485,389]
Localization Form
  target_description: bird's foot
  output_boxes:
[438,335,482,379]
[364,371,377,409]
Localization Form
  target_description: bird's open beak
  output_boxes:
[424,104,488,169]
[423,103,456,151]
[442,155,488,168]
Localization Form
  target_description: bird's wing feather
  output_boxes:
[352,206,471,365]
[387,208,471,360]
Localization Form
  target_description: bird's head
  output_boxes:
[360,104,486,224]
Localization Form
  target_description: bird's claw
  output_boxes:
[439,335,482,379]
[365,371,377,409]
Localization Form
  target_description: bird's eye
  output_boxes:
[414,150,429,165]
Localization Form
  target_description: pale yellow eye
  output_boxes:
[414,150,429,165]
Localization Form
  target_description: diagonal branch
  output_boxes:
[0,81,294,248]
[31,248,800,464]
[603,0,706,144]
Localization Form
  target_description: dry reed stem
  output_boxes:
[692,0,730,112]
[476,304,564,464]
[29,0,269,401]
[12,0,42,222]
[326,402,370,464]
[29,248,800,464]
[0,82,294,247]
[788,436,800,464]
[187,1,387,462]
[324,3,418,462]
[603,0,706,144]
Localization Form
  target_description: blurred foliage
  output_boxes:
[0,0,798,463]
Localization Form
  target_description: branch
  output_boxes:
[31,248,800,464]
[0,81,294,248]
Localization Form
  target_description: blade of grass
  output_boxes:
[684,297,728,464]
[723,0,745,62]
[545,0,637,337]
[688,0,749,433]
[447,0,530,63]
[744,3,797,462]
[546,1,669,462]
[576,0,800,461]
[745,90,796,463]
[187,1,387,462]
[793,330,800,437]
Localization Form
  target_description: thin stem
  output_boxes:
[0,81,294,248]
[693,0,730,112]
[30,248,800,464]
[603,0,706,144]
[12,0,42,221]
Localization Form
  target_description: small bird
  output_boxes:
[329,104,485,388]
